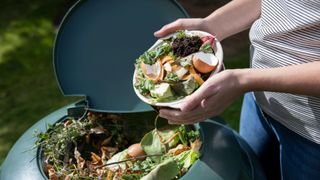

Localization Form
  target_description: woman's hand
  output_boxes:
[154,0,261,40]
[159,69,246,124]
[154,18,207,38]
[159,60,320,124]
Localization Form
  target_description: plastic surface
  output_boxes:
[0,104,74,180]
[189,120,266,180]
[54,0,188,112]
[1,1,266,179]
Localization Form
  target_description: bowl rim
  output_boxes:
[133,30,224,109]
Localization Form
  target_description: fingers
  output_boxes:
[180,80,218,112]
[159,107,208,125]
[159,108,181,122]
[154,18,203,38]
[154,19,185,37]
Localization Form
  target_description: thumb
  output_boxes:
[154,19,184,38]
[180,82,216,112]
[154,18,204,38]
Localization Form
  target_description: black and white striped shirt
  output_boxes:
[249,0,320,143]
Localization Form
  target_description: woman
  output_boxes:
[156,0,320,179]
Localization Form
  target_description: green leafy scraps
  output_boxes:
[164,72,179,82]
[199,42,214,53]
[137,43,172,65]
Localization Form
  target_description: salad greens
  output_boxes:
[200,42,214,53]
[134,30,216,103]
[176,30,188,39]
[164,72,180,82]
[137,42,172,65]
[108,124,201,179]
[140,158,180,180]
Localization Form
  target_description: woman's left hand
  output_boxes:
[159,69,246,124]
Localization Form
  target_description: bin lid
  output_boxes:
[54,0,188,112]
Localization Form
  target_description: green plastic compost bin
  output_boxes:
[0,0,266,179]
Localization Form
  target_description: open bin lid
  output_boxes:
[54,0,188,112]
[1,1,267,179]
[51,1,266,180]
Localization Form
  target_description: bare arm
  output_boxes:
[157,0,320,124]
[238,61,320,97]
[155,0,261,41]
[159,61,320,124]
[203,0,261,40]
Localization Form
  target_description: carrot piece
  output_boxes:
[189,66,204,85]
[161,55,174,64]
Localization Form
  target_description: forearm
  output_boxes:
[237,61,320,96]
[203,0,261,41]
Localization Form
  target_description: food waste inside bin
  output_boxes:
[0,0,266,180]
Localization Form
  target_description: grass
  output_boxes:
[0,0,250,164]
[0,0,78,164]
[221,52,250,130]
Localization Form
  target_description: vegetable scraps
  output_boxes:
[35,111,202,180]
[134,30,219,102]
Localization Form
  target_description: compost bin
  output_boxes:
[0,0,266,179]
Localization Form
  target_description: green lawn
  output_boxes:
[0,0,249,164]
[222,52,250,130]
[0,0,78,164]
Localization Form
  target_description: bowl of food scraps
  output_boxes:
[133,30,223,109]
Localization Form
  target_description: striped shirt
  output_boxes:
[249,0,320,143]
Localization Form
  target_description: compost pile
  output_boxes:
[36,111,201,180]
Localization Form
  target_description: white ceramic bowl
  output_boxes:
[133,30,223,109]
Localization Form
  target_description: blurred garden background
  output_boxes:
[0,0,250,163]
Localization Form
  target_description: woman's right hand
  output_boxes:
[154,18,208,38]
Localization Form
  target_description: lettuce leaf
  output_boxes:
[140,130,166,162]
[106,149,129,171]
[138,42,172,65]
[140,126,180,162]
[141,158,179,180]
[174,149,200,170]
